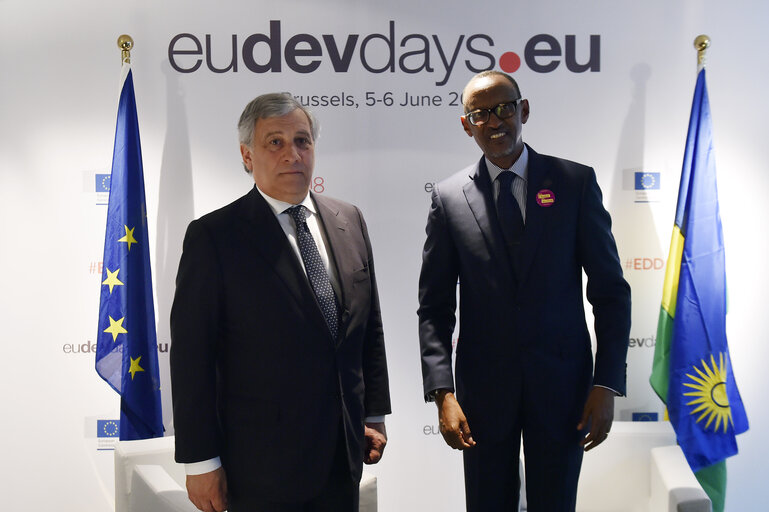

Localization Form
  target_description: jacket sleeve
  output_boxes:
[417,187,461,399]
[170,219,223,463]
[576,168,632,394]
[356,206,392,417]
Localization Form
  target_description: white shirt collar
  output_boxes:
[484,144,529,183]
[254,185,316,217]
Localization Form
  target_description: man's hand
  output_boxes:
[436,390,476,450]
[364,422,387,464]
[186,467,228,512]
[577,386,615,452]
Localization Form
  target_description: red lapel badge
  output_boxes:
[536,189,555,207]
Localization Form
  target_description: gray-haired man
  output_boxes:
[171,93,391,512]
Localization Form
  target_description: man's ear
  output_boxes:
[520,99,530,125]
[460,116,473,137]
[240,144,253,172]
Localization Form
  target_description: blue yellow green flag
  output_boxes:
[650,68,748,511]
[96,63,163,440]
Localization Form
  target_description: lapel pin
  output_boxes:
[536,189,555,207]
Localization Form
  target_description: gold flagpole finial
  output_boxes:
[694,35,710,70]
[117,35,134,64]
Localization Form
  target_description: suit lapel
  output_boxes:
[313,194,352,346]
[237,187,332,338]
[517,146,551,283]
[463,158,516,287]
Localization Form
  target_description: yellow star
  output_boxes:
[118,225,138,251]
[128,356,145,380]
[102,268,124,294]
[103,316,127,342]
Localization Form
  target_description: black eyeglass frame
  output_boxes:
[463,99,523,126]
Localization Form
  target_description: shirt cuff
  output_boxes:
[185,457,222,475]
[593,384,621,396]
[425,388,451,402]
[365,416,385,423]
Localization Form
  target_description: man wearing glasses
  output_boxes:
[418,71,630,511]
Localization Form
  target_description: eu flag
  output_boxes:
[96,63,163,440]
[97,419,120,438]
[650,69,747,511]
[634,171,660,190]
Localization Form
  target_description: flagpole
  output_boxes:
[694,34,710,72]
[118,34,133,64]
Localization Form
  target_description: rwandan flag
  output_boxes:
[650,69,748,512]
[96,63,163,440]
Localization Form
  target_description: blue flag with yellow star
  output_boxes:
[96,63,163,440]
[650,69,748,511]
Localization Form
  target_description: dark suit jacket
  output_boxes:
[418,146,630,445]
[170,186,391,504]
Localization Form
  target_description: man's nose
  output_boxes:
[283,144,301,162]
[486,111,504,128]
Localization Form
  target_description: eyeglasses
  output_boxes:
[464,99,522,126]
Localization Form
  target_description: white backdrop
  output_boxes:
[1,1,768,510]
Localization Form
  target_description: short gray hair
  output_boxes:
[237,92,319,147]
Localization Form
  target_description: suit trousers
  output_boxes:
[463,410,583,512]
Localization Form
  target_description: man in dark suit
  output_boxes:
[418,71,631,511]
[170,93,391,512]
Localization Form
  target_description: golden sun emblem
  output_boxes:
[683,353,733,433]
